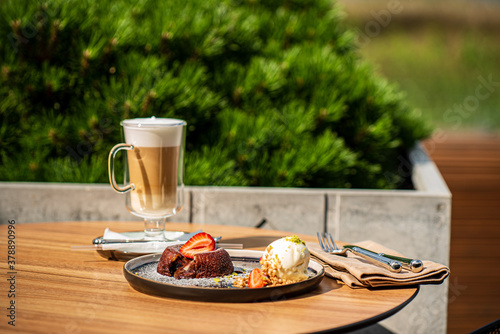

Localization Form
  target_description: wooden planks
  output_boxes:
[424,132,500,333]
[0,221,418,334]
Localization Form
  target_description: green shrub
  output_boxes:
[0,0,431,189]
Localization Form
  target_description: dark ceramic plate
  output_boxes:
[123,249,325,302]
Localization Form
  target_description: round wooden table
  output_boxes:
[0,221,418,333]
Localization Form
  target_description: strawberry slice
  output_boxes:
[248,268,268,288]
[179,232,216,259]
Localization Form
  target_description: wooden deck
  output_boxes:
[424,132,500,333]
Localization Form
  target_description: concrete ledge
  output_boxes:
[411,142,450,195]
[190,186,325,232]
[0,143,450,334]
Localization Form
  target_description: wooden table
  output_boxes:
[0,221,418,333]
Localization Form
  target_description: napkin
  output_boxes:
[100,228,202,252]
[307,240,450,288]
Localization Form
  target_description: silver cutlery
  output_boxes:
[317,232,402,273]
[71,243,243,251]
[92,236,223,244]
[345,245,423,273]
[71,236,243,251]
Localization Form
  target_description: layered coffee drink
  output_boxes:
[108,117,186,238]
[127,146,179,216]
[122,118,185,218]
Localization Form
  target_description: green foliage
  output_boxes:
[357,26,500,132]
[0,0,431,188]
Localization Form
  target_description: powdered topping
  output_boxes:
[285,235,305,246]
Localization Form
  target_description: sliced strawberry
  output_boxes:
[248,268,268,288]
[179,232,216,259]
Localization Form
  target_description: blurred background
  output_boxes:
[340,0,500,132]
[339,0,500,332]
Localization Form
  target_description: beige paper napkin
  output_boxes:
[307,240,450,288]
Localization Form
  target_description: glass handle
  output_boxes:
[108,143,135,193]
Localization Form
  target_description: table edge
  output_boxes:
[312,285,420,334]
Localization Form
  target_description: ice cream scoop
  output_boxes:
[261,235,310,281]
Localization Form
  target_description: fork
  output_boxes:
[317,232,402,273]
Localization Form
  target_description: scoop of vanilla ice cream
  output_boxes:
[261,235,310,281]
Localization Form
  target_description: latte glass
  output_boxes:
[108,117,186,239]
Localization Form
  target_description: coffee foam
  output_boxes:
[122,118,185,147]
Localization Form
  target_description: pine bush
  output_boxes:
[0,0,431,189]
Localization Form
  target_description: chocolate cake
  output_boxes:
[156,246,190,277]
[157,246,234,279]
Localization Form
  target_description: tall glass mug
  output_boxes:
[108,117,186,239]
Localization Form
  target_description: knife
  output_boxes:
[92,236,223,244]
[71,242,243,251]
[344,245,423,273]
